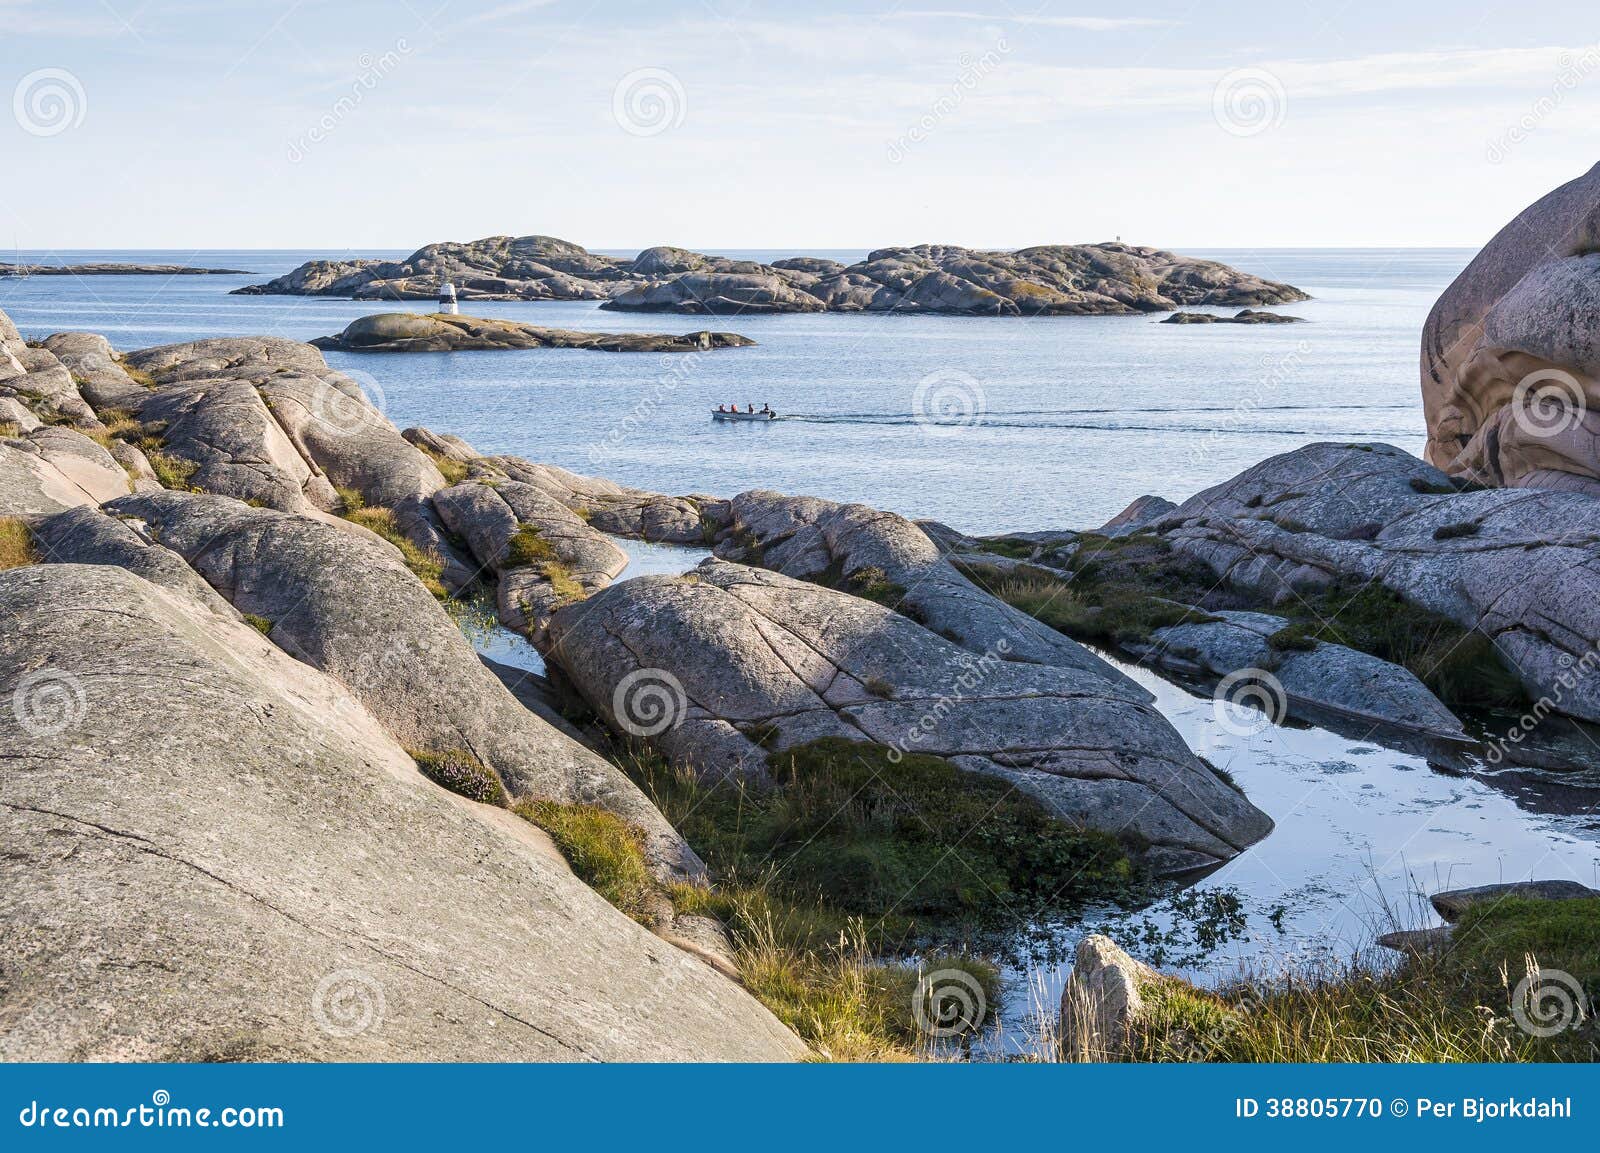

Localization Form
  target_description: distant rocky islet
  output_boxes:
[234,235,1311,317]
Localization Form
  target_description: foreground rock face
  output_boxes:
[0,425,131,516]
[1153,441,1600,721]
[548,561,1273,872]
[715,490,1130,686]
[315,312,755,353]
[0,564,802,1061]
[1422,163,1600,492]
[98,491,702,882]
[238,235,1308,317]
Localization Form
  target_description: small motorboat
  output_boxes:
[712,408,777,422]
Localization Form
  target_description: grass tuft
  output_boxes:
[0,518,38,570]
[514,799,657,924]
[342,506,448,598]
[414,441,470,484]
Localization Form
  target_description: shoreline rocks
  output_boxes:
[0,262,249,276]
[1127,608,1467,741]
[236,234,1309,317]
[314,312,754,353]
[1162,309,1305,324]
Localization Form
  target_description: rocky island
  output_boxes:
[235,234,1309,317]
[1,261,250,276]
[4,168,1599,1065]
[313,311,755,353]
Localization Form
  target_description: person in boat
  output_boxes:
[747,403,755,413]
[760,403,772,415]
[716,404,725,413]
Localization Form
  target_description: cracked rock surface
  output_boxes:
[547,560,1273,873]
[1157,440,1600,721]
[0,563,803,1062]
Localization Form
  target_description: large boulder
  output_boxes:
[0,563,803,1061]
[1156,441,1600,722]
[547,560,1273,873]
[716,490,1133,687]
[1422,163,1600,492]
[100,490,701,882]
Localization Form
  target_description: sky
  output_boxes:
[1,0,1599,251]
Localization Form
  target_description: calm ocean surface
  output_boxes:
[7,246,1600,1047]
[0,247,1455,533]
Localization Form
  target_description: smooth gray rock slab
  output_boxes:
[716,489,1139,689]
[0,563,802,1062]
[1157,440,1600,722]
[99,490,701,882]
[547,560,1273,871]
[1134,609,1466,740]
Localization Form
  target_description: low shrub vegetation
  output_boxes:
[1098,897,1600,1063]
[409,747,507,807]
[414,441,470,484]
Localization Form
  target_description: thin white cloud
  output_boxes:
[891,9,1176,32]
